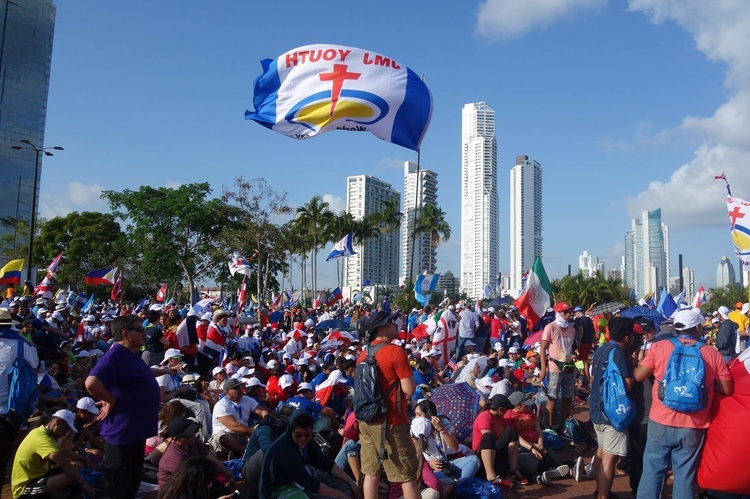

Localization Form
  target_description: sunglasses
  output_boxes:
[292,431,313,439]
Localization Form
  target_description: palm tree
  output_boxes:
[295,196,334,298]
[375,198,402,289]
[325,210,357,288]
[415,204,451,273]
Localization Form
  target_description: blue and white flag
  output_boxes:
[656,288,677,319]
[414,273,440,306]
[82,293,95,314]
[326,233,357,261]
[246,44,433,152]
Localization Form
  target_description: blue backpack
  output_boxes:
[601,345,636,431]
[657,337,707,413]
[5,337,39,425]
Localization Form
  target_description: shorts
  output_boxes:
[208,431,247,455]
[19,468,64,497]
[359,421,419,482]
[578,343,593,361]
[594,423,629,457]
[547,371,575,400]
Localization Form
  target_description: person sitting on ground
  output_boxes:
[259,409,357,499]
[209,378,269,459]
[71,396,105,455]
[283,382,339,432]
[471,394,520,490]
[241,410,291,498]
[11,409,97,499]
[147,400,188,462]
[157,456,234,499]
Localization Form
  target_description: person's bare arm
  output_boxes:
[85,375,115,421]
[216,415,254,436]
[714,378,734,396]
[400,375,416,398]
[633,365,653,383]
[539,340,549,379]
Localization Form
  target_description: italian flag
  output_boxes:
[513,257,552,329]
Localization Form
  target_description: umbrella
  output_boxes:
[430,382,481,442]
[523,330,544,346]
[487,296,513,308]
[316,319,352,331]
[619,306,665,329]
[590,302,627,315]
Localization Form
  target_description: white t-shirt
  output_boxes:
[212,395,259,437]
[489,379,513,398]
[156,372,183,392]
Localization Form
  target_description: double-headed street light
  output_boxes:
[11,139,64,284]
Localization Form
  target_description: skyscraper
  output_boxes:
[510,155,543,294]
[401,161,438,282]
[624,208,669,299]
[682,267,695,302]
[0,0,56,259]
[716,256,736,288]
[343,175,400,289]
[461,102,499,299]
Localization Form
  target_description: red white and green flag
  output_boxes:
[513,257,552,329]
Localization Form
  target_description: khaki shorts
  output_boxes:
[359,420,418,483]
[594,423,629,457]
[208,431,247,455]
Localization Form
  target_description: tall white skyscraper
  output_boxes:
[343,175,400,288]
[401,161,438,283]
[510,155,543,294]
[461,102,499,299]
[624,208,669,299]
[682,267,695,302]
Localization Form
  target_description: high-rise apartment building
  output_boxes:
[716,256,736,288]
[0,0,56,261]
[624,209,669,299]
[343,175,400,289]
[461,102,499,299]
[578,250,604,277]
[682,267,695,302]
[401,161,438,283]
[510,155,543,294]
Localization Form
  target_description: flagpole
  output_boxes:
[407,149,422,322]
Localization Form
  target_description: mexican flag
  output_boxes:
[513,257,552,329]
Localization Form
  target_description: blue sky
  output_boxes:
[40,1,750,295]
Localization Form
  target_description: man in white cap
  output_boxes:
[634,308,733,499]
[11,409,96,498]
[283,382,339,432]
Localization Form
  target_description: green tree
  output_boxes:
[295,196,334,295]
[0,216,29,261]
[704,283,749,313]
[35,211,128,288]
[415,204,451,273]
[102,183,230,301]
[551,272,632,308]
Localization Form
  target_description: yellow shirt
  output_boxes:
[728,310,749,332]
[11,426,59,498]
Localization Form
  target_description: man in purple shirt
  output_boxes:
[86,314,161,499]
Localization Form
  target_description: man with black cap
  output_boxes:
[634,308,733,499]
[356,310,421,499]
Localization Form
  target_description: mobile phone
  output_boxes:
[233,491,240,497]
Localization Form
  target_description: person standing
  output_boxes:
[357,310,421,499]
[85,314,161,499]
[538,302,577,429]
[716,305,747,362]
[588,317,635,499]
[634,308,734,499]
[456,304,477,360]
[573,306,595,383]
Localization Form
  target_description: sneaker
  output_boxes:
[544,464,570,480]
[490,476,514,490]
[586,455,598,479]
[536,473,551,486]
[506,469,529,485]
[573,456,584,482]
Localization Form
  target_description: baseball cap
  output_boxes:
[200,312,213,321]
[223,378,244,391]
[267,359,279,369]
[167,416,200,438]
[297,382,313,393]
[718,306,730,320]
[52,409,78,433]
[280,374,295,390]
[163,348,183,360]
[494,343,505,352]
[508,346,519,354]
[672,308,704,331]
[487,394,512,410]
[553,302,573,313]
[508,391,534,407]
[212,366,225,376]
[76,397,100,415]
[182,374,197,383]
[637,319,656,332]
[245,377,266,388]
[525,351,538,359]
[465,340,476,347]
[573,306,584,313]
[363,311,399,337]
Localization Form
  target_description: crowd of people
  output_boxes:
[0,288,748,499]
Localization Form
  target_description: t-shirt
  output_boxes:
[11,426,59,498]
[144,323,165,354]
[504,408,539,442]
[88,343,161,445]
[541,322,576,373]
[458,311,477,338]
[284,395,323,417]
[588,342,633,425]
[728,310,749,332]
[212,395,259,436]
[640,337,732,429]
[489,379,513,398]
[157,439,209,486]
[579,315,595,344]
[356,340,413,425]
[472,410,507,452]
[156,372,182,392]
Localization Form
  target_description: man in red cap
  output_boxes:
[538,302,577,430]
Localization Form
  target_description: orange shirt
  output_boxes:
[641,338,732,429]
[357,340,413,425]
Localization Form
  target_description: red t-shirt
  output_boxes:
[357,340,413,425]
[472,410,507,452]
[504,408,538,442]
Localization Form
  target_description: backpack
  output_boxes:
[353,342,398,422]
[6,339,39,426]
[601,345,636,432]
[657,337,708,413]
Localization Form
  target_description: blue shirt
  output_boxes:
[589,342,633,425]
[284,396,323,418]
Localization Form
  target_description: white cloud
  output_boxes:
[378,157,405,169]
[322,194,346,214]
[625,0,750,227]
[163,180,183,189]
[476,0,606,40]
[40,182,108,219]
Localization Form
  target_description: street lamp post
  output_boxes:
[11,139,63,284]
